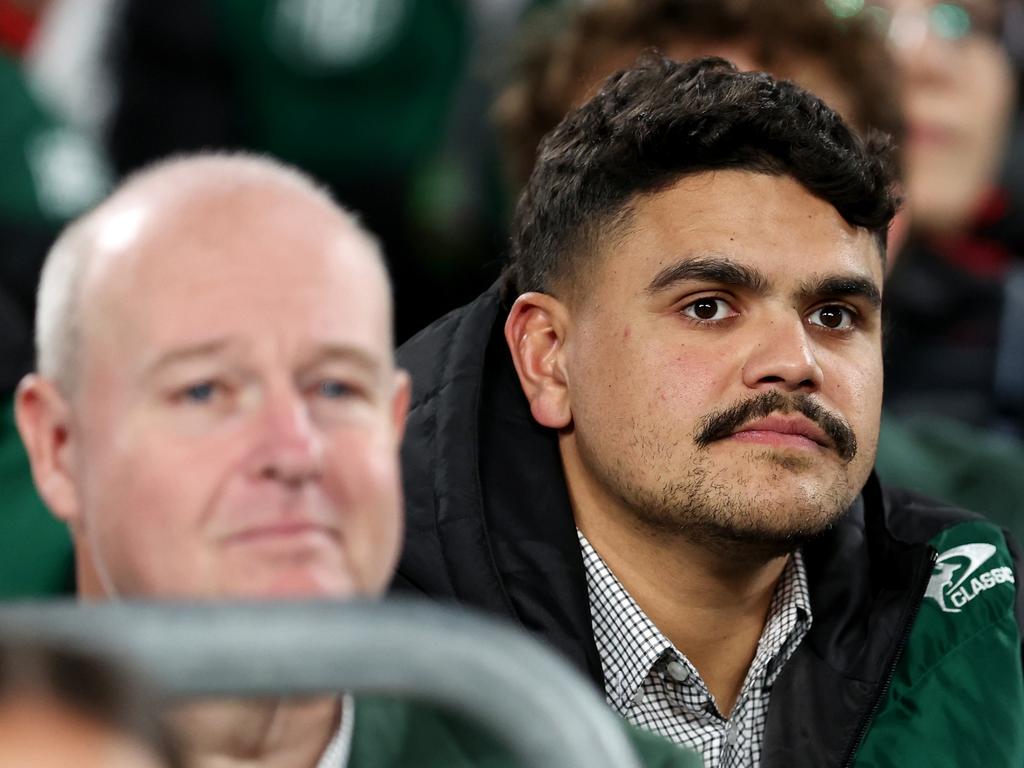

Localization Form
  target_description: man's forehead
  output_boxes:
[81,175,386,295]
[74,182,392,381]
[596,171,883,290]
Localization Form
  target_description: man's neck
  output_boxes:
[576,505,788,717]
[172,696,339,768]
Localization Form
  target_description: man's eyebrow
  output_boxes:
[301,344,385,378]
[797,275,882,308]
[645,256,770,295]
[141,341,387,380]
[142,339,234,379]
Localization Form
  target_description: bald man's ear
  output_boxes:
[14,375,81,525]
[504,292,572,429]
[391,369,412,445]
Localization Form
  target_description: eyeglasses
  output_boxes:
[826,0,1004,45]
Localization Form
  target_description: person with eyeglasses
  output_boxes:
[836,1,1024,431]
[836,0,1017,237]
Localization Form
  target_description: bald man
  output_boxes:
[13,153,698,768]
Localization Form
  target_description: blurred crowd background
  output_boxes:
[3,0,1024,597]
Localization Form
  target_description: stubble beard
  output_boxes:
[591,442,857,561]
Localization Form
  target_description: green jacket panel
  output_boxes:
[854,521,1024,767]
[350,696,702,767]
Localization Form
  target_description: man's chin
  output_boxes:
[710,442,840,472]
[682,509,846,560]
[633,477,855,560]
[223,567,361,601]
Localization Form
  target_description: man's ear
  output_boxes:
[391,368,412,445]
[504,292,572,429]
[13,374,81,525]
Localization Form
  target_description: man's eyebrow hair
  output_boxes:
[142,339,234,378]
[798,275,882,308]
[645,255,770,295]
[301,344,386,376]
[141,340,388,382]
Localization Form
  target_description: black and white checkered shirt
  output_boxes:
[578,531,812,768]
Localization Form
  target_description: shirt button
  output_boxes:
[726,726,739,747]
[632,689,646,705]
[665,660,691,683]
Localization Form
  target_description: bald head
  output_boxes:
[18,152,409,601]
[36,153,391,395]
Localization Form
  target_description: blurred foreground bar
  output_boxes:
[0,598,641,768]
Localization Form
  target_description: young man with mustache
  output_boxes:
[395,55,1024,767]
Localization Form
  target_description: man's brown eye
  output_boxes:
[810,305,852,329]
[692,299,718,319]
[683,297,735,323]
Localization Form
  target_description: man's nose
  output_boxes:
[740,314,823,393]
[250,388,324,486]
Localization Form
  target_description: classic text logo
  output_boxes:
[925,543,1015,613]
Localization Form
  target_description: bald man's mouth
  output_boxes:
[223,521,337,544]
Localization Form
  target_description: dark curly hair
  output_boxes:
[505,54,900,299]
[494,0,904,187]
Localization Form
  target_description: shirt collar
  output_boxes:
[316,694,355,768]
[577,529,812,713]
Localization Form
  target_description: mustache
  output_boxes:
[694,391,858,462]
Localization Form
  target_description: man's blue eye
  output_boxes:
[318,380,353,398]
[183,382,217,402]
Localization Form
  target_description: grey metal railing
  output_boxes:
[0,599,641,768]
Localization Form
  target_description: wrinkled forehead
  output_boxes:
[76,189,393,379]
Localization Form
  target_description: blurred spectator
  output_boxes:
[0,637,181,768]
[2,0,506,596]
[833,0,1024,533]
[874,0,1023,435]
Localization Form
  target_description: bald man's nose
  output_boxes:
[250,390,324,486]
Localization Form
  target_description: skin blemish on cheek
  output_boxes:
[623,325,632,340]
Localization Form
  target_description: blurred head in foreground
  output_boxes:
[15,153,410,600]
[0,637,180,768]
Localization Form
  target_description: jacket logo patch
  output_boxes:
[925,543,1015,613]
